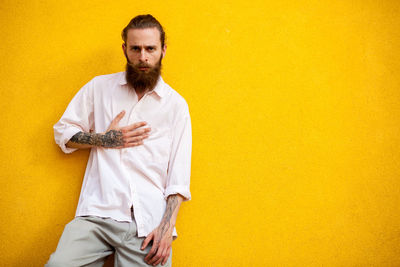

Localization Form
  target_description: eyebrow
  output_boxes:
[129,45,157,49]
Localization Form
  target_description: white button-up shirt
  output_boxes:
[54,72,191,237]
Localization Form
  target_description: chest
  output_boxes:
[92,85,173,134]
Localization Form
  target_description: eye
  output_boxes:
[147,47,155,52]
[131,46,140,51]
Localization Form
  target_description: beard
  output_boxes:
[125,55,162,94]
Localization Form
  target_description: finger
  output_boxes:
[124,127,151,138]
[122,121,147,131]
[111,110,125,126]
[123,128,150,139]
[150,241,169,265]
[141,233,153,250]
[161,249,171,266]
[152,246,168,266]
[149,244,163,265]
[145,242,158,262]
[145,239,160,262]
[125,135,148,144]
[153,255,163,266]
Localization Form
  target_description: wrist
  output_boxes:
[92,133,104,147]
[98,129,124,148]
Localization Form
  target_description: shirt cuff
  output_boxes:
[164,185,191,201]
[58,126,82,154]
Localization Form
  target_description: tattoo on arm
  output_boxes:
[70,130,124,148]
[157,195,179,240]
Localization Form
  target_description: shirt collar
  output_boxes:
[119,72,166,98]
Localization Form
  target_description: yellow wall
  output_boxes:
[1,0,399,266]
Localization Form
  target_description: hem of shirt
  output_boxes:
[75,209,178,238]
[75,210,132,223]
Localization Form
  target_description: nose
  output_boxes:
[139,49,147,62]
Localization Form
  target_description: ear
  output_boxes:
[161,44,167,58]
[122,43,126,53]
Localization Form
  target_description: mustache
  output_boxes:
[127,61,150,68]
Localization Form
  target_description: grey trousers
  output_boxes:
[45,215,172,267]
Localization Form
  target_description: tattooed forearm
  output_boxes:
[163,195,179,223]
[157,195,180,240]
[70,130,124,148]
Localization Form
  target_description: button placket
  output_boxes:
[126,92,147,125]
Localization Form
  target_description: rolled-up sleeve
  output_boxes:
[164,102,192,201]
[53,79,94,154]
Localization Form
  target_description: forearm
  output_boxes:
[66,130,123,149]
[66,140,93,149]
[160,194,184,228]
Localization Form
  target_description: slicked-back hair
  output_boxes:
[121,14,166,48]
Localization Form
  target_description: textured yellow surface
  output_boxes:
[1,0,399,266]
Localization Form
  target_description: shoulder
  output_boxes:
[160,80,190,124]
[162,80,189,111]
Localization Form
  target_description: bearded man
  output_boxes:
[46,14,192,267]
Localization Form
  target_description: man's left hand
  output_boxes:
[141,221,174,266]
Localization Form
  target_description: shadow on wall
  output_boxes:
[34,49,126,266]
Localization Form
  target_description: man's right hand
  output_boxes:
[102,110,151,148]
[67,110,150,149]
